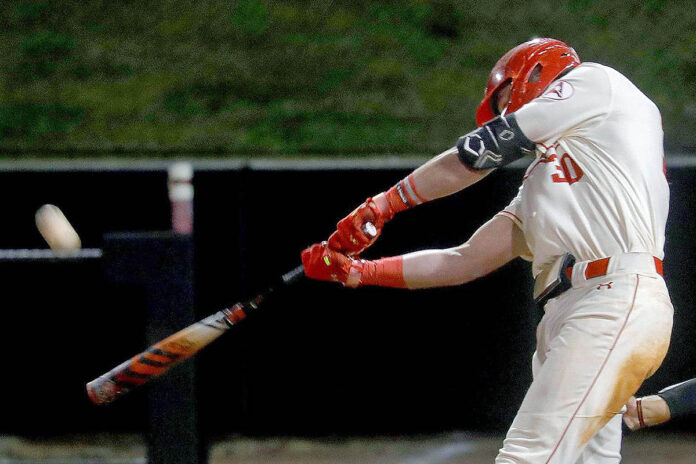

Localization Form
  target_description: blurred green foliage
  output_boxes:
[0,0,694,155]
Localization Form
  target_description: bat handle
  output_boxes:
[281,264,305,285]
[281,221,375,286]
[362,221,377,238]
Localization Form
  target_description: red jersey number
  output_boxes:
[551,153,583,184]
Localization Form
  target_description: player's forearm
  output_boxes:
[306,217,520,290]
[409,147,491,201]
[366,219,519,289]
[371,148,488,214]
[330,148,489,257]
[356,248,480,290]
[624,394,672,431]
[624,379,696,431]
[400,248,485,289]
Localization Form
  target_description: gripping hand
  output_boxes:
[301,242,407,289]
[328,174,426,256]
[301,242,363,287]
[327,199,383,256]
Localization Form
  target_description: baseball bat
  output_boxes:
[86,264,305,405]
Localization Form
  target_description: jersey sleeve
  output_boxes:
[495,187,533,261]
[497,195,523,229]
[513,63,613,143]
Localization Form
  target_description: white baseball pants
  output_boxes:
[496,253,673,464]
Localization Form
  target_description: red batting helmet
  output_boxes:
[475,38,580,126]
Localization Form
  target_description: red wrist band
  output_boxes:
[636,398,645,428]
[384,174,427,216]
[359,256,406,288]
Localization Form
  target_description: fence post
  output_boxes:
[102,231,204,464]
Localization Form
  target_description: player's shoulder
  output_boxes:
[561,62,613,87]
[564,62,645,96]
[568,62,610,75]
[573,63,660,114]
[538,62,612,105]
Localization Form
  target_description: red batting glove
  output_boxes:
[327,198,384,256]
[328,174,427,256]
[301,242,363,287]
[301,242,407,288]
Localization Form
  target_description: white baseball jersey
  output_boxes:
[497,63,669,277]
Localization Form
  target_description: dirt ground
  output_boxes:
[208,433,694,464]
[0,432,692,463]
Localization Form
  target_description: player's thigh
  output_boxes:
[583,274,673,416]
[498,297,629,463]
[498,275,672,463]
[533,274,672,417]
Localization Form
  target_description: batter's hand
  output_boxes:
[622,396,642,431]
[328,175,427,256]
[327,198,384,256]
[301,242,363,287]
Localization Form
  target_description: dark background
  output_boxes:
[0,163,693,438]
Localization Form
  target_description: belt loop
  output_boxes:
[571,261,585,287]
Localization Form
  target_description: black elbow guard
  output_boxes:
[657,378,696,420]
[456,114,536,170]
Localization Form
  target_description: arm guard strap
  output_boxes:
[657,378,696,420]
[456,114,536,170]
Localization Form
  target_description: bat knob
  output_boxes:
[363,222,377,238]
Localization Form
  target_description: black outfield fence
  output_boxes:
[0,156,693,444]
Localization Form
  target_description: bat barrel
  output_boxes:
[87,309,237,405]
[87,265,304,405]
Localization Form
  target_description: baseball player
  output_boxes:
[623,378,696,430]
[302,37,673,463]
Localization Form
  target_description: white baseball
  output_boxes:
[35,204,82,252]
